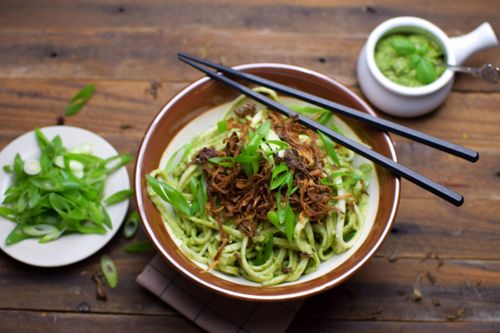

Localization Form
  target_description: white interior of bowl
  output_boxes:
[157,97,380,287]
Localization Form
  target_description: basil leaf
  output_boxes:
[417,41,429,56]
[100,255,118,288]
[65,84,95,116]
[416,57,436,84]
[390,37,416,55]
[104,189,133,206]
[409,54,422,69]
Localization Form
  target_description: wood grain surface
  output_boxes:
[0,1,499,332]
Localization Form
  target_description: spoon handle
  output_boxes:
[447,64,480,76]
[448,64,499,84]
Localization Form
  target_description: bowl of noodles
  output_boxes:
[135,63,400,301]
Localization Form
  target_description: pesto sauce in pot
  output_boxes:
[375,33,446,87]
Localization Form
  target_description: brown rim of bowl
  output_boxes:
[134,63,401,301]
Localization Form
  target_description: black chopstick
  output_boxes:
[178,52,479,163]
[178,56,464,206]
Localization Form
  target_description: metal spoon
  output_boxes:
[447,63,499,84]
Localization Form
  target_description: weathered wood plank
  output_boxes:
[1,309,499,333]
[0,80,498,145]
[0,310,201,333]
[289,320,500,333]
[0,230,174,316]
[1,0,498,37]
[299,258,500,322]
[0,29,497,92]
[1,254,499,321]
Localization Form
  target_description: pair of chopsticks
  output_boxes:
[177,53,479,206]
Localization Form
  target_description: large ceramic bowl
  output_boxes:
[135,63,400,301]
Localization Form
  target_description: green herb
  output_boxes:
[416,57,437,84]
[13,154,24,177]
[100,255,118,288]
[195,174,207,217]
[270,164,290,190]
[6,225,31,245]
[267,166,296,242]
[318,131,340,166]
[289,105,331,126]
[254,233,274,265]
[122,211,140,239]
[267,211,280,228]
[284,203,295,242]
[23,224,59,236]
[146,175,192,216]
[0,206,15,221]
[390,37,416,55]
[65,84,95,116]
[123,241,154,253]
[0,127,132,245]
[188,176,207,217]
[217,120,228,134]
[104,154,133,174]
[104,189,133,206]
[265,140,289,150]
[235,121,270,177]
[208,156,235,168]
[376,33,444,86]
[165,144,192,173]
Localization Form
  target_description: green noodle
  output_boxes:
[147,88,374,286]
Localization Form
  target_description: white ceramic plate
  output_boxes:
[0,126,130,267]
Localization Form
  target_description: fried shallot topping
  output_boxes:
[233,103,257,117]
[193,114,334,239]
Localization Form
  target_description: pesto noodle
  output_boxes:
[147,87,374,286]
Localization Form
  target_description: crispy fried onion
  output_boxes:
[193,115,335,251]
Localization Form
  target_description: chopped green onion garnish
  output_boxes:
[104,189,133,206]
[65,84,95,116]
[123,241,154,253]
[100,255,118,288]
[123,211,140,239]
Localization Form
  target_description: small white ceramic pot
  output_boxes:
[357,17,498,117]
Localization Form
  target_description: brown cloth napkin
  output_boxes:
[137,255,303,333]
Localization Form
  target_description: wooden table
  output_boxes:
[1,1,499,332]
